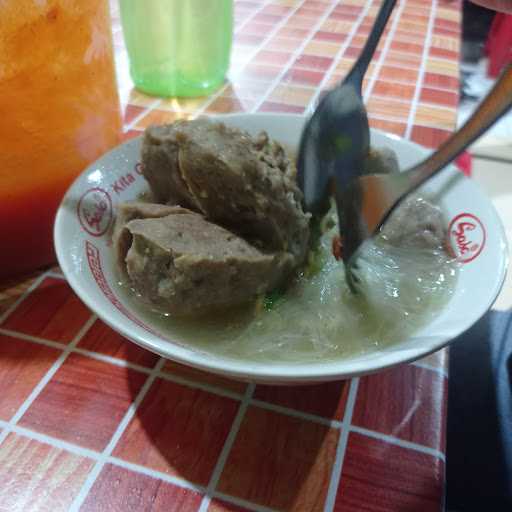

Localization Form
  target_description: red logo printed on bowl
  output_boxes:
[135,162,144,175]
[77,188,113,237]
[448,213,486,263]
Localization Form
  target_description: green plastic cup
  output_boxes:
[120,0,233,97]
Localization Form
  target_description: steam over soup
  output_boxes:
[113,119,457,363]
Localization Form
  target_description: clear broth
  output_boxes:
[116,217,458,364]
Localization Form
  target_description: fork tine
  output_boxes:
[334,177,369,263]
[333,177,368,293]
[345,259,361,294]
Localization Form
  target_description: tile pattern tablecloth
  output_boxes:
[114,0,461,150]
[0,0,460,510]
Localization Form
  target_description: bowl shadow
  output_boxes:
[125,342,348,511]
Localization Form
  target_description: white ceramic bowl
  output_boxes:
[54,113,508,384]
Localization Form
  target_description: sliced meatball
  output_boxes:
[116,207,294,315]
[141,119,310,266]
[113,202,192,274]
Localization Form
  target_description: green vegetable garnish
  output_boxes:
[263,289,284,311]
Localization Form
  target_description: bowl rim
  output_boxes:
[54,113,509,383]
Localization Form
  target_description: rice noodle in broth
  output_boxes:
[117,204,458,364]
[114,121,458,364]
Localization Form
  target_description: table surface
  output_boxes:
[0,0,462,510]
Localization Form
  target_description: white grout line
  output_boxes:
[415,99,455,111]
[124,97,162,132]
[420,54,461,67]
[234,0,275,35]
[306,0,375,112]
[68,357,166,511]
[251,398,342,428]
[0,314,97,448]
[213,73,278,86]
[158,370,244,401]
[369,93,438,106]
[73,347,153,375]
[404,0,438,139]
[0,328,66,351]
[106,456,206,494]
[324,377,360,512]
[44,271,67,281]
[195,0,312,118]
[362,0,408,102]
[212,491,279,512]
[140,86,226,122]
[0,272,49,325]
[368,111,409,123]
[370,76,422,86]
[350,425,446,461]
[4,422,101,461]
[250,0,342,112]
[412,360,448,378]
[386,50,454,71]
[198,383,256,512]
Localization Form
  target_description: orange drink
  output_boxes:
[0,0,122,278]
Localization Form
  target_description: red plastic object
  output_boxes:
[455,151,473,177]
[485,13,512,78]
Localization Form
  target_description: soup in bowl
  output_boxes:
[54,113,508,384]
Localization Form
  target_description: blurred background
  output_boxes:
[458,0,511,159]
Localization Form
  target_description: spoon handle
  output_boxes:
[408,63,512,187]
[347,0,397,85]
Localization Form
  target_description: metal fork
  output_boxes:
[340,62,512,279]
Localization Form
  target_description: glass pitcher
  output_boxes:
[0,0,122,278]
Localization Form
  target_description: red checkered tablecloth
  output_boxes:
[114,0,461,149]
[0,0,461,510]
